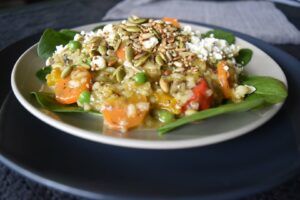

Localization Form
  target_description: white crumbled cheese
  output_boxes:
[80,31,86,35]
[55,45,65,54]
[95,29,103,37]
[83,103,91,111]
[91,56,106,69]
[223,65,229,71]
[68,80,80,88]
[186,36,239,63]
[142,37,159,49]
[45,57,53,66]
[101,105,112,112]
[83,31,98,43]
[136,102,150,112]
[123,61,140,80]
[74,33,82,41]
[185,109,197,116]
[174,61,183,68]
[127,104,137,118]
[191,36,200,44]
[105,67,115,73]
[212,52,223,60]
[103,24,114,33]
[182,25,192,34]
[189,102,199,110]
[233,85,256,100]
[186,76,196,89]
[119,120,128,126]
[123,60,133,68]
[154,20,163,23]
[206,89,213,97]
[103,24,116,43]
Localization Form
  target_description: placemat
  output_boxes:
[103,0,300,44]
[0,0,300,199]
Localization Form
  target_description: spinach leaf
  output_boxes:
[31,92,101,115]
[59,29,78,39]
[158,76,288,134]
[202,29,235,44]
[235,49,253,67]
[93,24,106,32]
[36,66,52,81]
[37,28,78,59]
[158,97,265,135]
[242,76,288,104]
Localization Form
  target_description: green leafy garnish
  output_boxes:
[235,49,253,67]
[36,66,52,81]
[37,28,79,59]
[31,92,101,115]
[242,76,288,104]
[158,76,287,135]
[59,29,78,39]
[158,97,264,135]
[202,29,235,44]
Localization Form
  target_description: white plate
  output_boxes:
[11,21,287,149]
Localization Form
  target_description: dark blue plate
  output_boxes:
[1,21,300,200]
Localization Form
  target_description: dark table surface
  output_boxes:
[0,0,300,199]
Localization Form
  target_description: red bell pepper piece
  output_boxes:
[181,79,212,113]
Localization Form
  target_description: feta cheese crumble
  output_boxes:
[186,36,239,63]
[142,37,159,49]
[91,56,106,70]
[233,85,256,100]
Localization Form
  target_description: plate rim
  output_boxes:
[2,19,300,200]
[1,93,300,200]
[11,20,287,149]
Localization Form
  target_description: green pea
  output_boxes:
[78,90,91,104]
[68,40,81,52]
[157,110,175,123]
[133,72,147,84]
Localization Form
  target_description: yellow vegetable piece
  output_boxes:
[46,68,62,86]
[153,92,180,115]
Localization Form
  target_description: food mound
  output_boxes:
[34,16,287,134]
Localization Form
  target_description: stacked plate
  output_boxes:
[1,21,300,200]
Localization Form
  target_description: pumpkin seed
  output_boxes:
[113,39,121,51]
[106,49,115,56]
[119,24,128,30]
[98,45,107,56]
[124,26,141,33]
[125,46,134,61]
[133,52,150,67]
[158,52,167,62]
[113,66,126,82]
[179,52,194,57]
[106,56,118,67]
[61,66,73,78]
[155,54,165,66]
[179,40,185,49]
[151,29,161,40]
[128,16,148,24]
[174,61,183,68]
[141,33,154,39]
[166,51,173,61]
[159,78,169,93]
[112,34,121,51]
[133,42,142,50]
[134,52,147,60]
